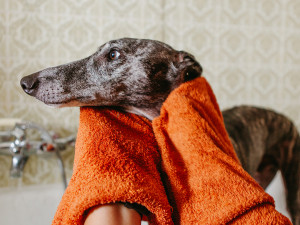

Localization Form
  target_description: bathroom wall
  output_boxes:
[0,0,299,224]
[1,0,299,133]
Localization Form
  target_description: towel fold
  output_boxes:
[52,109,173,224]
[152,78,291,224]
[52,77,291,225]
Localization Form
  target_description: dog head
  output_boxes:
[20,38,202,119]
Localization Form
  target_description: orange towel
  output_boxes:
[52,77,291,224]
[52,109,172,224]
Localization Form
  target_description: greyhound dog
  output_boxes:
[20,38,298,223]
[20,37,202,220]
[223,106,300,225]
[20,38,202,120]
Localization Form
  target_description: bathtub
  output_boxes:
[0,183,64,225]
[0,172,291,225]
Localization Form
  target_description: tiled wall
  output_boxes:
[0,0,299,191]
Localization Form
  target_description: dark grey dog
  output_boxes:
[223,105,300,225]
[20,37,202,218]
[20,38,202,120]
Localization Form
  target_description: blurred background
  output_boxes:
[0,0,299,224]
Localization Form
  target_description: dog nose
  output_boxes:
[20,73,39,95]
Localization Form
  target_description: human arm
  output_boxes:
[84,203,141,225]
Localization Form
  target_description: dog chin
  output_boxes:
[45,100,83,108]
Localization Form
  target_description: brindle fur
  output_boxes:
[20,38,202,120]
[223,105,300,225]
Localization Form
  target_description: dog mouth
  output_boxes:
[42,96,89,107]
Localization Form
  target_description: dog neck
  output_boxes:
[123,106,161,121]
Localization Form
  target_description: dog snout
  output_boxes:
[20,72,40,96]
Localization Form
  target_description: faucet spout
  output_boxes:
[10,155,29,178]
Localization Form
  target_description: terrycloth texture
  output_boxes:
[152,78,291,224]
[52,109,173,224]
[52,77,291,224]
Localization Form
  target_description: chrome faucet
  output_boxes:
[0,121,75,189]
[9,124,27,177]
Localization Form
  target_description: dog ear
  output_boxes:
[175,51,202,82]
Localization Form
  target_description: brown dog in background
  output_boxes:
[222,105,300,225]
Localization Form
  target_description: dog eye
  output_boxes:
[109,50,120,60]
